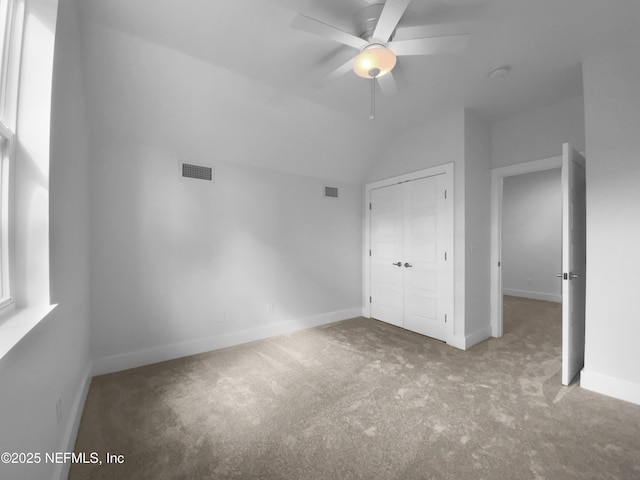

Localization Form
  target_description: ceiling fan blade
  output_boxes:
[393,22,477,42]
[372,0,412,42]
[314,53,358,88]
[377,72,398,97]
[389,34,469,56]
[291,14,368,50]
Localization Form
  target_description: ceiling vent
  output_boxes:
[181,163,213,181]
[324,186,339,198]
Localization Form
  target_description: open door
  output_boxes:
[561,143,586,385]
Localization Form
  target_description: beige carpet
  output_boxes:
[70,297,640,479]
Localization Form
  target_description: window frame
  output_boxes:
[0,0,23,314]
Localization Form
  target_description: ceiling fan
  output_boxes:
[291,0,469,116]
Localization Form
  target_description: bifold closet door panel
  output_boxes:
[403,176,438,333]
[403,175,448,340]
[370,183,404,328]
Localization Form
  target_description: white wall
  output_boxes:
[502,168,562,303]
[0,1,92,479]
[366,109,465,184]
[77,16,382,185]
[89,139,363,372]
[491,96,585,169]
[464,111,492,342]
[581,48,640,405]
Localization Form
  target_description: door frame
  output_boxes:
[364,163,454,329]
[490,155,562,337]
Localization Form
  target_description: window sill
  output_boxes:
[0,304,57,363]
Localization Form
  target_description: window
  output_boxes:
[0,0,23,312]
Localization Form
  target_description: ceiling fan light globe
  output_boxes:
[353,45,397,79]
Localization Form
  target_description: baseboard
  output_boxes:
[446,335,465,350]
[53,364,93,480]
[465,326,492,349]
[447,325,492,351]
[580,368,640,406]
[503,288,561,303]
[92,307,362,376]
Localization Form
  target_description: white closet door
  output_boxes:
[370,183,404,327]
[369,173,451,342]
[403,175,448,340]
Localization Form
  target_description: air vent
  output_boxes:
[181,163,213,181]
[324,186,339,198]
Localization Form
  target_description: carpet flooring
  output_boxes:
[69,296,640,479]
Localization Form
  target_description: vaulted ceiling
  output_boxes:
[76,0,640,182]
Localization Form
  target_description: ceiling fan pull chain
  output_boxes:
[370,76,376,120]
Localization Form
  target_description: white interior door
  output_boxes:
[369,174,452,341]
[403,175,449,340]
[561,143,587,385]
[370,183,404,327]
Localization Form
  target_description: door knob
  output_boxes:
[392,262,402,267]
[569,272,581,279]
[404,262,413,268]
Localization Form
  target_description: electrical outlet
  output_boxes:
[55,396,63,425]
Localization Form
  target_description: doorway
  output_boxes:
[490,146,587,385]
[501,168,562,334]
[490,155,562,337]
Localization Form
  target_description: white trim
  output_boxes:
[0,0,23,313]
[366,166,453,191]
[446,335,465,350]
[464,325,493,349]
[490,156,562,337]
[364,163,455,331]
[0,123,15,311]
[0,303,56,362]
[447,325,492,351]
[581,369,640,406]
[53,365,93,480]
[503,289,562,303]
[92,307,362,375]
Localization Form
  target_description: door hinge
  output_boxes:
[444,252,447,261]
[444,190,447,199]
[369,249,371,256]
[445,314,447,323]
[498,261,501,267]
[369,202,372,210]
[369,296,372,304]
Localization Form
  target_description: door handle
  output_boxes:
[557,272,580,280]
[404,262,413,268]
[392,262,402,267]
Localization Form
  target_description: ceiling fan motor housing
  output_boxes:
[357,4,385,41]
